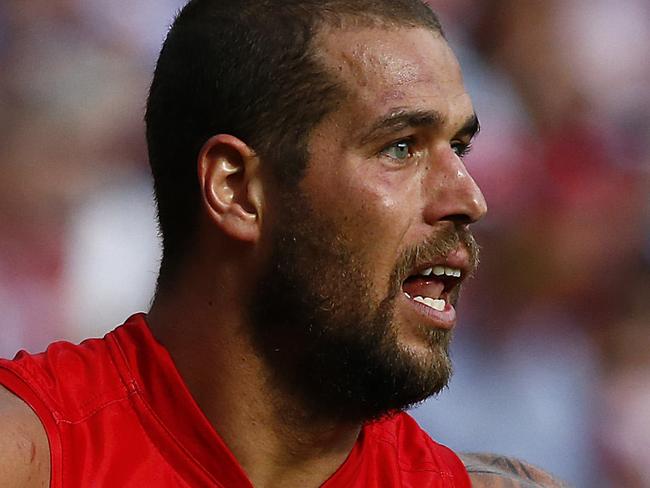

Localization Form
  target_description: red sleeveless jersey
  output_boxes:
[0,314,470,487]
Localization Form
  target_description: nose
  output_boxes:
[423,151,487,226]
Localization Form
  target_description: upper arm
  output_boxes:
[0,385,50,487]
[459,453,569,488]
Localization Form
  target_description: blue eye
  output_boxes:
[381,140,413,161]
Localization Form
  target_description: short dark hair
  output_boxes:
[146,0,443,282]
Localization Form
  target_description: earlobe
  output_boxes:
[198,134,263,243]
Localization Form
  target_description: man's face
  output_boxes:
[250,27,486,423]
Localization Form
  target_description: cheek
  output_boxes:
[301,152,421,253]
[337,180,416,254]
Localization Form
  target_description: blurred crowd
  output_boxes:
[1,1,648,486]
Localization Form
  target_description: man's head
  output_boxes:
[146,0,443,281]
[147,0,487,423]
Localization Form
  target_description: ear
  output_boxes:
[198,134,264,243]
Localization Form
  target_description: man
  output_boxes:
[0,0,566,486]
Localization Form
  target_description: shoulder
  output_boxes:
[368,413,470,483]
[0,385,50,487]
[369,411,450,454]
[460,453,569,487]
[0,330,128,421]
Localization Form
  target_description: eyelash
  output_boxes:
[379,139,474,161]
[452,141,473,158]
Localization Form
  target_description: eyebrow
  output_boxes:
[457,113,481,140]
[360,109,480,144]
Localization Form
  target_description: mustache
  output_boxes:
[392,226,480,286]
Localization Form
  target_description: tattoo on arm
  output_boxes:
[459,453,572,488]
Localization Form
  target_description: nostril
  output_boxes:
[441,214,474,225]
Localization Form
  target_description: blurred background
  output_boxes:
[0,1,648,486]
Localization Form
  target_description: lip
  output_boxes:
[399,292,457,330]
[399,246,471,330]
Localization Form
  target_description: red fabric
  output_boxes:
[0,313,470,487]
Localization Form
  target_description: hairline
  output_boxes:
[300,20,446,167]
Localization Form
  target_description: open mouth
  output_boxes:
[401,265,463,312]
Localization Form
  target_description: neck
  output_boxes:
[147,264,360,488]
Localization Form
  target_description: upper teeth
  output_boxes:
[421,266,461,278]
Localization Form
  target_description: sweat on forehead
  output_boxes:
[316,27,463,107]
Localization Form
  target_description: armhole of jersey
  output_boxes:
[0,366,62,488]
[436,443,472,488]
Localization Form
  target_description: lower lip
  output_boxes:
[401,293,457,330]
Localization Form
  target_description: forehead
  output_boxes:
[316,27,472,128]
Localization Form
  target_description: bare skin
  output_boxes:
[461,454,570,487]
[0,386,50,488]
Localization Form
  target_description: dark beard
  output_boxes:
[249,190,476,424]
